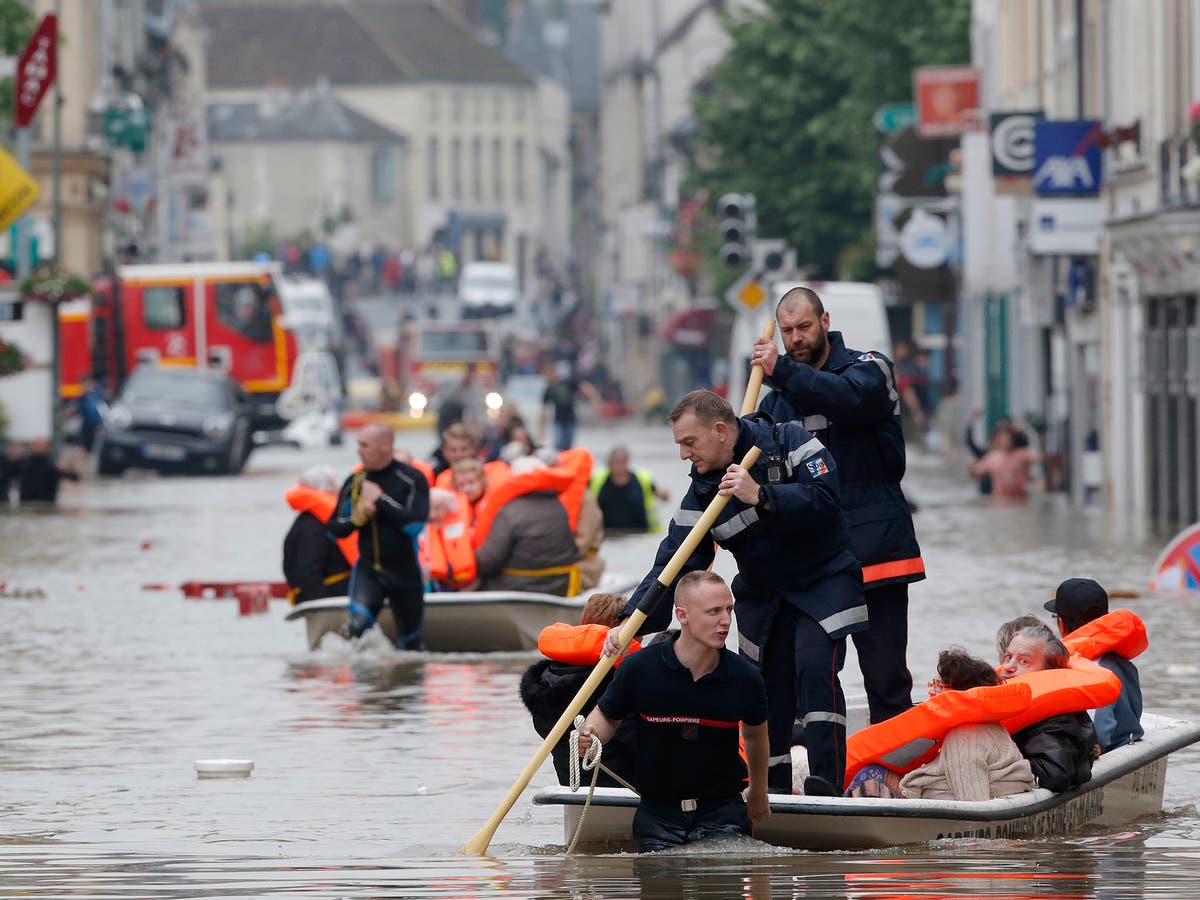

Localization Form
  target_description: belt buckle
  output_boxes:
[680,798,697,812]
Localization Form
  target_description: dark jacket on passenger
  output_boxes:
[519,658,637,788]
[1012,711,1098,793]
[624,413,865,655]
[759,331,923,587]
[1095,653,1144,753]
[282,512,351,605]
[329,460,429,577]
[475,491,580,594]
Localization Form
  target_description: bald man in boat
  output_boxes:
[578,571,770,852]
[329,423,430,649]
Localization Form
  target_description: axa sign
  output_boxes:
[1033,120,1103,196]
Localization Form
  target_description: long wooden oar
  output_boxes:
[460,320,776,856]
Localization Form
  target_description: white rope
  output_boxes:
[565,715,638,854]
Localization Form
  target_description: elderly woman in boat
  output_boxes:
[1000,623,1100,792]
[846,648,1035,800]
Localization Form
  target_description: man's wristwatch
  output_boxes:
[756,485,768,511]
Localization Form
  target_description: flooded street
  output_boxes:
[2,420,1199,898]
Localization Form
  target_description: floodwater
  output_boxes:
[2,420,1199,899]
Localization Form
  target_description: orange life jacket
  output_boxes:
[471,464,577,549]
[1063,608,1148,661]
[436,459,511,493]
[555,447,593,533]
[410,458,436,486]
[844,681,1033,788]
[421,490,477,587]
[538,622,640,667]
[999,654,1122,734]
[285,484,359,567]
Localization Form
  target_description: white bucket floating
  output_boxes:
[194,758,254,779]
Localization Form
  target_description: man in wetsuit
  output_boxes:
[580,571,769,851]
[330,424,430,649]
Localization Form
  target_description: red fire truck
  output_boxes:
[60,261,299,429]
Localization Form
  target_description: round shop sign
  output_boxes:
[898,209,949,269]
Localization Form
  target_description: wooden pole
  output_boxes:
[459,320,777,855]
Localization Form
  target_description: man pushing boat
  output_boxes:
[578,571,770,852]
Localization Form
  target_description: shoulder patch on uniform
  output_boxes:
[858,352,877,361]
[806,458,829,477]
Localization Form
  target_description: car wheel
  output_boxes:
[224,436,247,475]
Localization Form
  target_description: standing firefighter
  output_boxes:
[755,286,925,725]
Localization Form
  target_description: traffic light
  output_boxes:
[718,192,756,269]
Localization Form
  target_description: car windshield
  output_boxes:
[121,370,229,409]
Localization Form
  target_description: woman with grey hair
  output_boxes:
[1000,624,1099,792]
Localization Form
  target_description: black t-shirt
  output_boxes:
[597,634,768,804]
[596,474,649,530]
[543,380,579,425]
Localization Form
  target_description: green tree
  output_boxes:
[0,0,37,128]
[686,0,970,278]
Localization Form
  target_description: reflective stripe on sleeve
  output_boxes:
[768,753,792,767]
[785,437,825,476]
[801,414,829,432]
[711,507,760,542]
[671,508,704,528]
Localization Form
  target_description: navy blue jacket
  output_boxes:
[1095,653,1144,753]
[759,331,923,586]
[623,414,865,648]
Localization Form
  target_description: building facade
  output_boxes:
[199,0,569,292]
[967,0,1200,528]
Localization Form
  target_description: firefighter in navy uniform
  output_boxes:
[615,390,866,796]
[754,286,925,726]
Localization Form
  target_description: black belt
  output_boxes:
[643,794,742,812]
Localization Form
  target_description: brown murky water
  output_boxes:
[1,421,1198,898]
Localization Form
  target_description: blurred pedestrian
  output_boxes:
[540,361,601,451]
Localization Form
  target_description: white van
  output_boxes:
[458,261,519,318]
[726,281,891,408]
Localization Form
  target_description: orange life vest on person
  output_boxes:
[555,447,593,533]
[538,622,641,667]
[421,490,477,587]
[471,464,577,549]
[844,681,1033,788]
[1063,609,1148,661]
[410,458,436,486]
[999,654,1122,734]
[435,458,510,492]
[844,656,1121,788]
[285,484,359,567]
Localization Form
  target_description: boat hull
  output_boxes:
[284,573,638,652]
[533,714,1200,851]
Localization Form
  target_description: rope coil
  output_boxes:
[565,715,638,854]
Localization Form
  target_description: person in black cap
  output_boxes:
[1045,578,1144,753]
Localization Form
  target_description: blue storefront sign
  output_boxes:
[1033,120,1103,196]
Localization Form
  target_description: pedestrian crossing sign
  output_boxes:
[737,279,766,310]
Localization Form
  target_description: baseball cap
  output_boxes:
[1044,578,1109,621]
